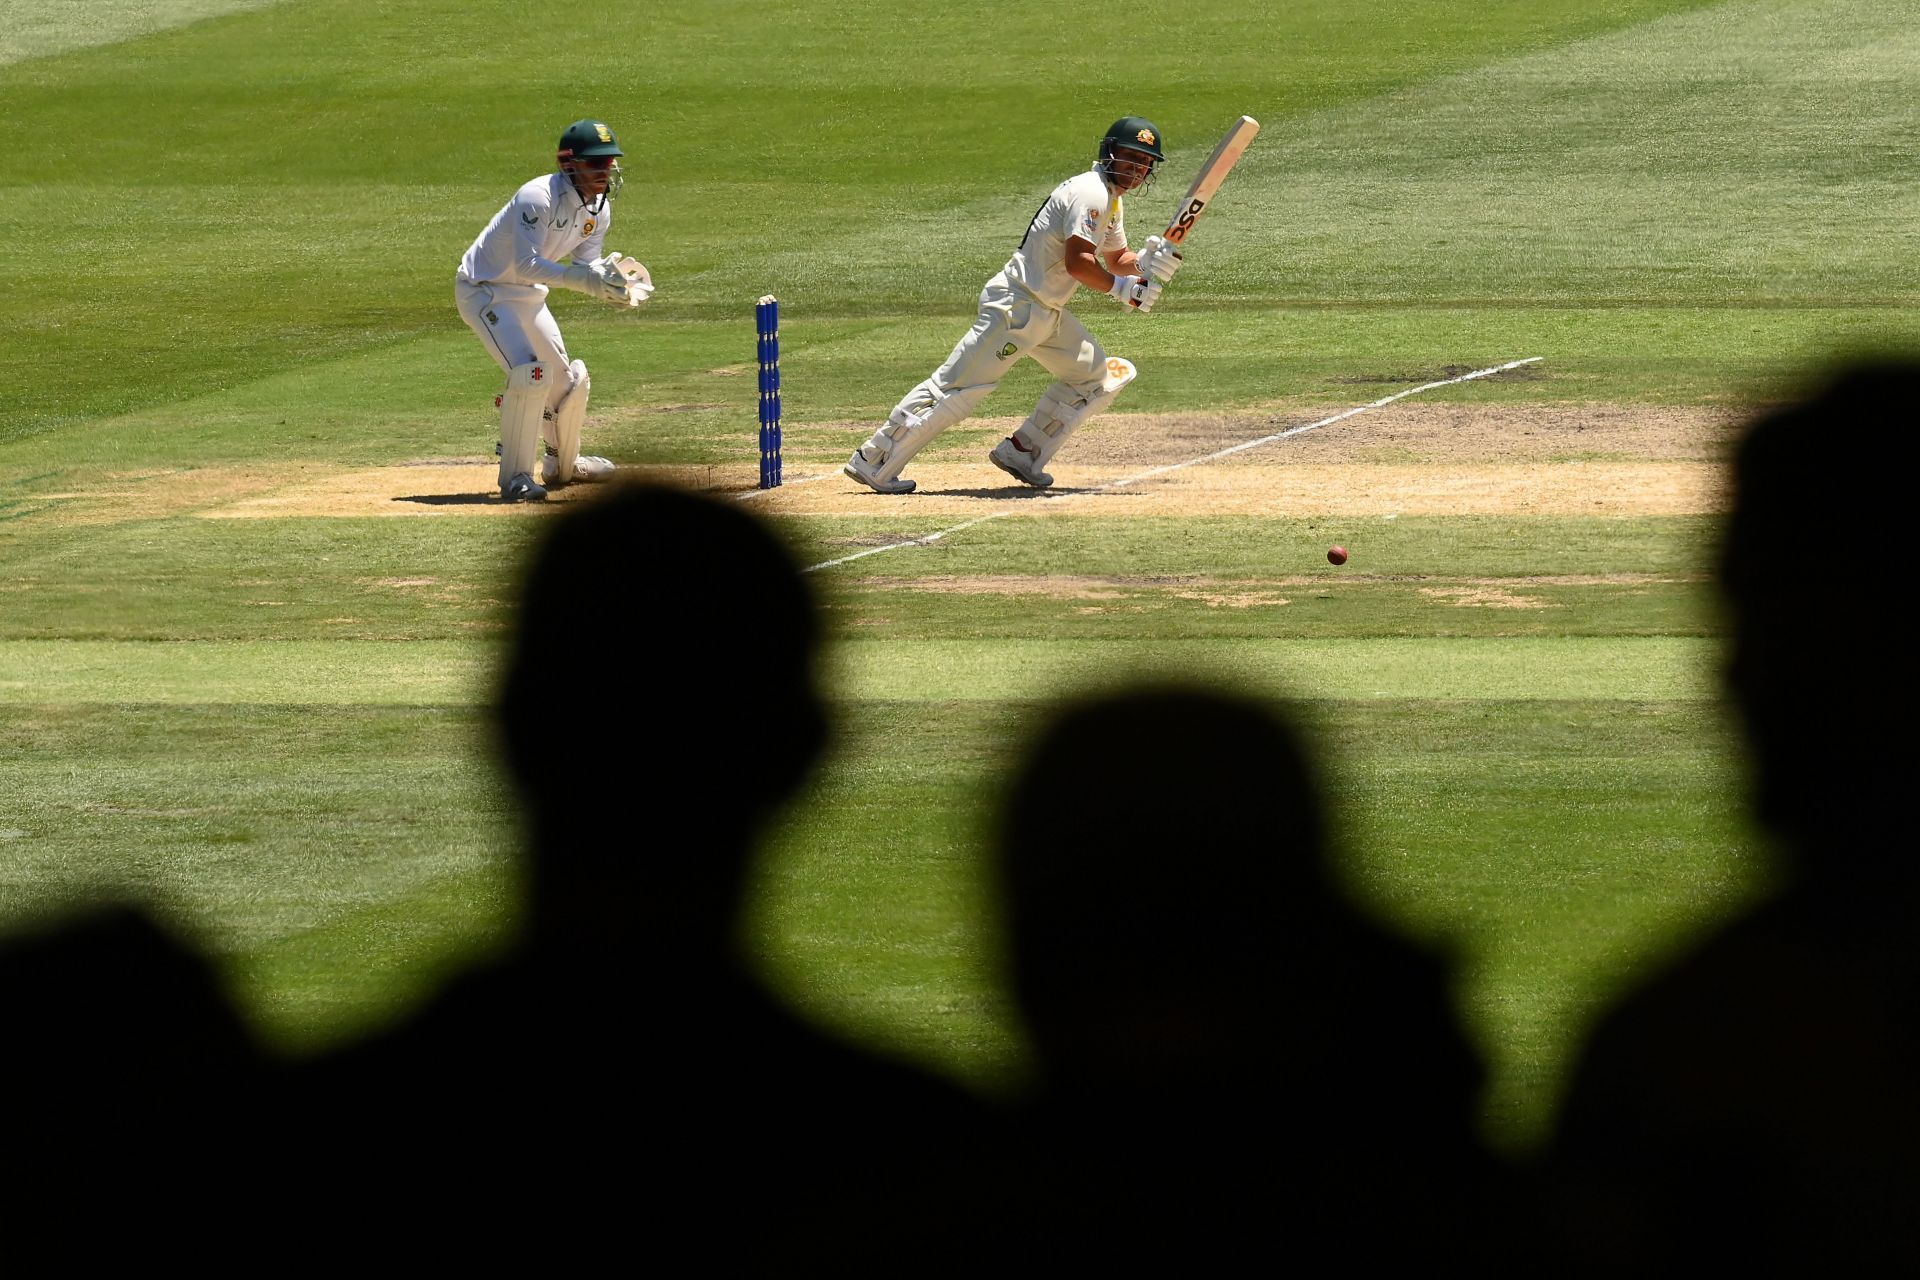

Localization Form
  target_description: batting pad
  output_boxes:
[861,385,995,481]
[1016,357,1137,467]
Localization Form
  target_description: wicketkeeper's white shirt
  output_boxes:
[458,172,611,296]
[1000,168,1127,309]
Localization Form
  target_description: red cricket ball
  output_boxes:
[1327,545,1348,565]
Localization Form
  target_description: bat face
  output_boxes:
[1162,115,1260,247]
[1166,195,1211,245]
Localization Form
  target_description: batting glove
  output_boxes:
[1109,274,1162,311]
[1137,234,1183,283]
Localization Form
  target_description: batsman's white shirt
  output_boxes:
[458,172,610,297]
[1001,168,1126,308]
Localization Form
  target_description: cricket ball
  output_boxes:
[1327,545,1348,565]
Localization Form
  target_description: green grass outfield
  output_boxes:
[2,0,1915,1148]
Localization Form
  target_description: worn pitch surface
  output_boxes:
[147,403,1739,522]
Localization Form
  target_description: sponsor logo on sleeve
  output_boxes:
[1079,210,1098,236]
[997,342,1018,360]
[485,310,499,325]
[520,210,539,227]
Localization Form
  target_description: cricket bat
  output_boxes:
[1162,115,1260,246]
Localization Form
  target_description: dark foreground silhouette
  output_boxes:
[0,904,265,1263]
[991,685,1505,1264]
[1548,362,1920,1269]
[302,486,989,1262]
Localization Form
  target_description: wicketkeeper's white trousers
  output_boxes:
[455,277,581,414]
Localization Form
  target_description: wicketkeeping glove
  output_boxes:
[594,253,655,306]
[562,259,632,304]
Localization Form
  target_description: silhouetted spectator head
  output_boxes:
[994,685,1333,1090]
[1721,361,1918,863]
[0,902,257,1084]
[498,486,827,948]
[990,686,1492,1262]
[0,903,267,1268]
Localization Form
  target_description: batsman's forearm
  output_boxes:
[1066,252,1116,292]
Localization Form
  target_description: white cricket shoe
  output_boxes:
[843,450,916,495]
[543,455,616,486]
[989,437,1052,489]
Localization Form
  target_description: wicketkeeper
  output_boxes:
[456,119,653,503]
[844,117,1185,494]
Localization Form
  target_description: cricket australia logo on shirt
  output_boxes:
[583,218,596,235]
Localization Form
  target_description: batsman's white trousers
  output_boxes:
[894,275,1111,428]
[456,277,581,413]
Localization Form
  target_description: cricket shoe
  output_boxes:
[843,450,916,495]
[542,455,616,486]
[501,472,548,503]
[989,437,1052,489]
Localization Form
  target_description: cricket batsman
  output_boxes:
[844,117,1185,494]
[456,119,652,503]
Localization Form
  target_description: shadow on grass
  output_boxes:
[392,494,501,507]
[918,486,1101,500]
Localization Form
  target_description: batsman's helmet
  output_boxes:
[1099,116,1166,163]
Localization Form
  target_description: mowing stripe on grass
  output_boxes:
[0,640,489,705]
[0,634,1714,705]
[0,0,290,66]
[827,635,1715,702]
[801,356,1544,572]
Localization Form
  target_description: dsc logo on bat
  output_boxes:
[1166,198,1208,244]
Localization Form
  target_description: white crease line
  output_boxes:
[802,356,1542,573]
[803,513,1011,572]
[733,469,840,500]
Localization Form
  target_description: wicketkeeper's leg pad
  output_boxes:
[498,360,552,487]
[546,359,591,485]
[1012,357,1137,468]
